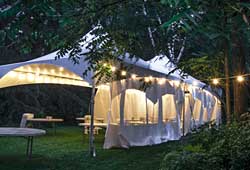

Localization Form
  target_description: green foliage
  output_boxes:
[178,55,224,82]
[0,84,91,126]
[160,123,250,170]
[161,0,250,82]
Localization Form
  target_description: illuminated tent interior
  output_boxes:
[0,30,221,149]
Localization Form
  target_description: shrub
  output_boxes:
[160,123,250,170]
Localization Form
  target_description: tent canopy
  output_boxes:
[0,29,221,149]
[0,28,206,89]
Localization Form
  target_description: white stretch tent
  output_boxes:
[0,30,221,149]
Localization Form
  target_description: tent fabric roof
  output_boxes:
[0,28,206,89]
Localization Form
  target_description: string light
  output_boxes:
[121,70,127,76]
[158,78,166,85]
[212,79,219,85]
[27,66,32,72]
[237,75,244,82]
[50,69,55,74]
[103,63,108,67]
[59,67,64,71]
[131,74,137,79]
[149,76,153,81]
[144,77,150,82]
[111,66,116,72]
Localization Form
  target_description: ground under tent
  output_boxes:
[0,32,221,149]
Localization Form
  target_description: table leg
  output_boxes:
[53,122,56,134]
[26,137,30,157]
[26,136,33,159]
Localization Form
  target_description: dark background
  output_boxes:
[0,84,92,126]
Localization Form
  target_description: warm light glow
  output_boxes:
[59,67,64,71]
[192,81,198,86]
[35,72,40,76]
[173,80,180,86]
[149,76,153,81]
[111,66,116,72]
[44,76,50,83]
[19,66,24,71]
[103,63,107,67]
[237,75,244,82]
[64,73,69,78]
[50,69,55,74]
[158,78,166,85]
[121,70,127,76]
[9,71,17,78]
[131,74,137,79]
[212,79,219,85]
[27,73,35,81]
[36,76,43,82]
[52,78,58,84]
[144,77,150,82]
[18,73,26,80]
[27,67,32,72]
[43,69,48,75]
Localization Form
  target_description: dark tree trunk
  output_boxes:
[232,36,248,120]
[224,47,231,124]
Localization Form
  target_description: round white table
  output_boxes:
[0,127,46,159]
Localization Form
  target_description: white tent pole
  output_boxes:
[89,77,96,157]
[182,83,186,136]
[145,92,149,124]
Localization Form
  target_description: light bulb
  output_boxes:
[237,75,244,82]
[144,77,150,82]
[111,66,116,72]
[121,70,126,76]
[131,74,137,79]
[212,79,219,85]
[59,67,64,71]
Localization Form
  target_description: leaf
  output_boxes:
[162,12,184,28]
[239,2,250,9]
[184,11,198,26]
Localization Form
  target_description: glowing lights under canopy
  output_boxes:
[131,74,137,79]
[121,70,127,76]
[111,66,116,72]
[0,64,90,88]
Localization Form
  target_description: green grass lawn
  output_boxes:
[0,126,183,170]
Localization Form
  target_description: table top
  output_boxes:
[0,127,46,137]
[78,122,107,127]
[76,117,104,121]
[27,118,64,122]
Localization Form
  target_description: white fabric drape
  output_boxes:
[100,78,221,149]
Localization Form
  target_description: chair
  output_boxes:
[20,113,34,128]
[83,115,101,134]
